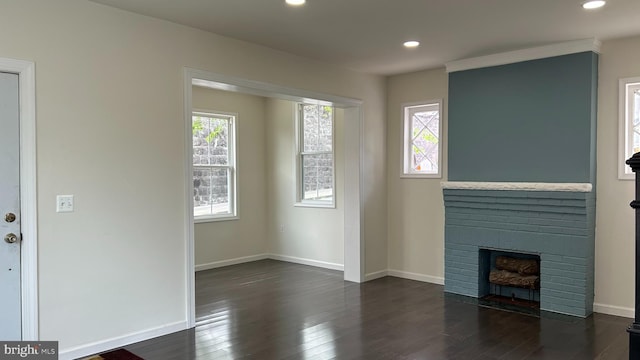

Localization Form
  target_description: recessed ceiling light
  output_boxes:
[582,0,606,9]
[404,40,420,48]
[286,0,306,5]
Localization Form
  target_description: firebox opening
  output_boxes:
[478,249,540,315]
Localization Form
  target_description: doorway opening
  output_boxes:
[183,68,364,327]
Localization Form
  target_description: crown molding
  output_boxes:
[445,38,601,73]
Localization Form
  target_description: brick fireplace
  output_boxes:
[442,182,595,317]
[443,43,599,317]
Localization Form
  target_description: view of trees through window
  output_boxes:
[300,104,334,203]
[192,113,234,218]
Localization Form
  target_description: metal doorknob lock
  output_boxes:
[4,213,16,223]
[4,233,18,244]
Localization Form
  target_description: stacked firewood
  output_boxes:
[489,256,540,290]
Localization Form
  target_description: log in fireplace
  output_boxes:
[489,256,540,290]
[479,249,540,313]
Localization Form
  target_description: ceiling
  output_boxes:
[88,0,640,75]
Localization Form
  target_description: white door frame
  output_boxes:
[0,57,38,340]
[183,68,364,327]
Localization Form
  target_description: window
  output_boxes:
[297,104,335,207]
[402,101,442,177]
[192,111,237,220]
[619,77,640,179]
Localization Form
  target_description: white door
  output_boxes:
[0,71,21,340]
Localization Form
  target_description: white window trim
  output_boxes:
[618,77,640,180]
[294,103,336,208]
[192,110,239,221]
[401,100,443,179]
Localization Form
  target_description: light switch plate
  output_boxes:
[56,195,74,213]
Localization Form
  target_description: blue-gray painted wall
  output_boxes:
[448,52,598,183]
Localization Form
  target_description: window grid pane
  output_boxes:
[193,116,230,166]
[193,167,230,216]
[192,113,234,218]
[299,104,334,203]
[302,154,333,201]
[318,105,333,151]
[302,104,333,153]
[409,107,439,174]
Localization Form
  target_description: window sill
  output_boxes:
[294,201,336,209]
[194,215,239,223]
[400,173,442,179]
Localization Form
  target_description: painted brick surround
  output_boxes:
[443,45,598,317]
[443,187,595,317]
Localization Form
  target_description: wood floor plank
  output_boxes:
[111,259,630,360]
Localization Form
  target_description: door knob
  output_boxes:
[4,233,18,244]
[4,213,16,223]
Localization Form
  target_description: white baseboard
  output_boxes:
[267,253,344,271]
[59,320,187,360]
[387,269,445,285]
[593,303,634,318]
[364,270,388,281]
[195,254,269,272]
[364,269,445,284]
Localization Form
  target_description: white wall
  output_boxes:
[265,99,345,267]
[192,87,267,268]
[386,69,448,281]
[0,0,386,354]
[594,34,640,316]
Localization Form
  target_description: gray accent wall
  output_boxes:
[448,52,598,183]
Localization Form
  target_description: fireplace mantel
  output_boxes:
[441,181,592,193]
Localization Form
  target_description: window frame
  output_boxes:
[401,100,443,179]
[618,77,640,180]
[192,110,238,222]
[294,103,336,208]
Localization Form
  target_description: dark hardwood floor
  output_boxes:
[118,260,629,359]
